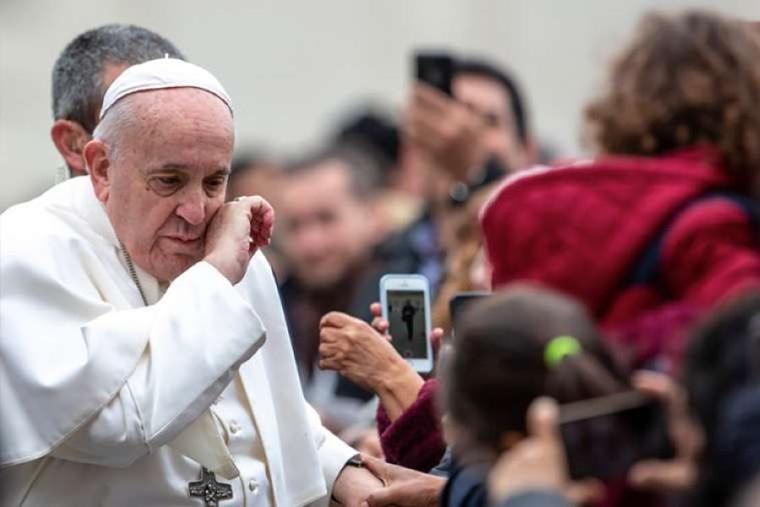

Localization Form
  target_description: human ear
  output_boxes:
[50,120,91,176]
[84,139,111,203]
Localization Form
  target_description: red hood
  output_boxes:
[480,146,735,318]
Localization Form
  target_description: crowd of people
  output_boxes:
[2,7,760,507]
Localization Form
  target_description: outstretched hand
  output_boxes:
[360,455,445,507]
[319,311,409,392]
[319,309,427,421]
[331,461,384,507]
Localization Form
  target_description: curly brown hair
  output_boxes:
[585,10,760,180]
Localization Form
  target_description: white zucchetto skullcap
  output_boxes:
[99,57,233,120]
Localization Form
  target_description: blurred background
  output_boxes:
[1,0,759,210]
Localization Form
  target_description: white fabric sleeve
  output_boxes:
[50,262,266,467]
[303,403,358,505]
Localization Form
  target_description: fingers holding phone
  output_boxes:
[627,371,704,493]
[488,398,567,502]
[489,398,604,506]
[405,84,486,182]
[407,52,488,182]
[558,388,676,484]
[318,311,413,393]
[369,302,391,338]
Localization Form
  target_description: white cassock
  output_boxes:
[0,177,356,506]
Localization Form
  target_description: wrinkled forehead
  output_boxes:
[104,87,235,144]
[126,87,233,121]
[102,88,235,171]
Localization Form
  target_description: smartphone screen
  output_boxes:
[560,391,675,480]
[386,290,428,359]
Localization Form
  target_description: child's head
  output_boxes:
[441,283,629,458]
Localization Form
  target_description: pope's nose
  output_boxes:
[175,189,206,226]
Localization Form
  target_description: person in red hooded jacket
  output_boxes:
[481,10,760,373]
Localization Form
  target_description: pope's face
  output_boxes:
[93,88,234,282]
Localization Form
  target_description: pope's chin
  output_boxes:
[150,238,205,281]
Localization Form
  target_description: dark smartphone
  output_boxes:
[448,292,490,339]
[415,52,455,96]
[559,391,675,480]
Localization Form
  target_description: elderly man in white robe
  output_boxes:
[0,58,383,506]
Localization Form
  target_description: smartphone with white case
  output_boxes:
[379,274,434,374]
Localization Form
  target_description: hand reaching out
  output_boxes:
[320,309,430,421]
[360,455,445,507]
[319,312,409,393]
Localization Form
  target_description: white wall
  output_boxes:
[2,0,759,210]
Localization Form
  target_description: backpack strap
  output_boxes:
[627,192,759,287]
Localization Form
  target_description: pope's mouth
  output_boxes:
[162,235,203,247]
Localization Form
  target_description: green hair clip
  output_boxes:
[544,335,582,368]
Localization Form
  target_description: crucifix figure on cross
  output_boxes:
[188,467,233,506]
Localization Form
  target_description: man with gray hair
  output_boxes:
[0,58,382,505]
[50,23,184,177]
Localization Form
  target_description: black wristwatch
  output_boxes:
[344,455,363,468]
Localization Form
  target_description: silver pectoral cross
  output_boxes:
[188,467,233,506]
